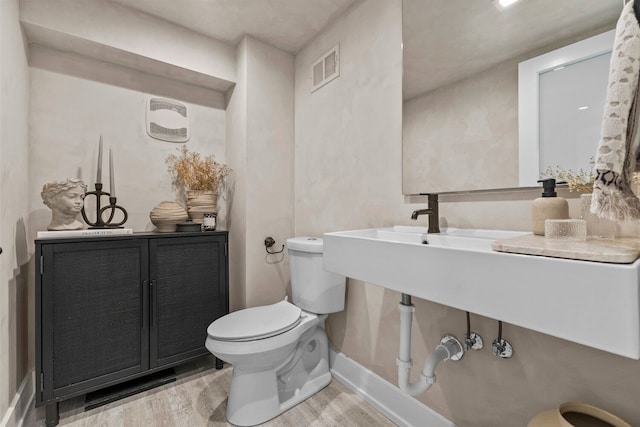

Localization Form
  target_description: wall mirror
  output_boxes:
[402,0,621,195]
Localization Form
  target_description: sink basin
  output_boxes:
[365,226,522,250]
[323,226,640,359]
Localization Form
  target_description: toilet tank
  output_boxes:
[286,237,346,314]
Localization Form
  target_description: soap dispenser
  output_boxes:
[532,179,569,236]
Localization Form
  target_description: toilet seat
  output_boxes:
[207,300,302,342]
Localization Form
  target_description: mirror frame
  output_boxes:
[518,29,615,187]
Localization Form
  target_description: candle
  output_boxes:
[109,148,116,197]
[96,135,103,184]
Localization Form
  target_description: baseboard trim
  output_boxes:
[329,349,456,427]
[0,371,35,427]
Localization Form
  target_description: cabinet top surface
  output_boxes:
[35,230,228,244]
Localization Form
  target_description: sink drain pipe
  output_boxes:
[397,294,464,396]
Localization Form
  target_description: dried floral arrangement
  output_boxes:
[166,146,231,193]
[542,158,640,194]
[541,158,596,193]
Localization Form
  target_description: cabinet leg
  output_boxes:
[215,357,224,370]
[45,402,59,427]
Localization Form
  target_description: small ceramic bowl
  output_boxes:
[176,220,202,232]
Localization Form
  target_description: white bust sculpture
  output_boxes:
[41,179,87,231]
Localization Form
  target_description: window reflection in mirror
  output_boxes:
[518,30,614,187]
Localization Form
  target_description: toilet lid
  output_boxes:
[207,300,302,342]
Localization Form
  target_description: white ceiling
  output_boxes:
[109,0,360,54]
[109,0,622,100]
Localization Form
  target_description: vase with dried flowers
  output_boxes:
[540,159,617,238]
[166,146,230,224]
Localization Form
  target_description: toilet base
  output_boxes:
[226,326,331,426]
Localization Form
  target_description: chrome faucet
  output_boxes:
[410,194,440,233]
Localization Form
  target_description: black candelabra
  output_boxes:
[81,183,128,228]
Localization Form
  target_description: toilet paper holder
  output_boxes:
[264,237,284,254]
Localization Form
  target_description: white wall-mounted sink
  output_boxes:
[323,226,640,359]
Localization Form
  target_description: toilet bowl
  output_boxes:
[205,237,346,426]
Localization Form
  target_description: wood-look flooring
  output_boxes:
[26,356,396,427]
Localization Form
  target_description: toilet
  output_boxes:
[205,237,346,426]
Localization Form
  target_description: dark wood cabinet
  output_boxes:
[149,235,228,368]
[35,231,228,427]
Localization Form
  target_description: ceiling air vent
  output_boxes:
[146,97,189,142]
[311,44,340,92]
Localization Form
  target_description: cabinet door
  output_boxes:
[39,239,149,400]
[149,234,228,368]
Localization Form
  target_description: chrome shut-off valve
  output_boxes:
[463,312,483,351]
[464,332,484,351]
[491,320,513,358]
[492,338,513,358]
